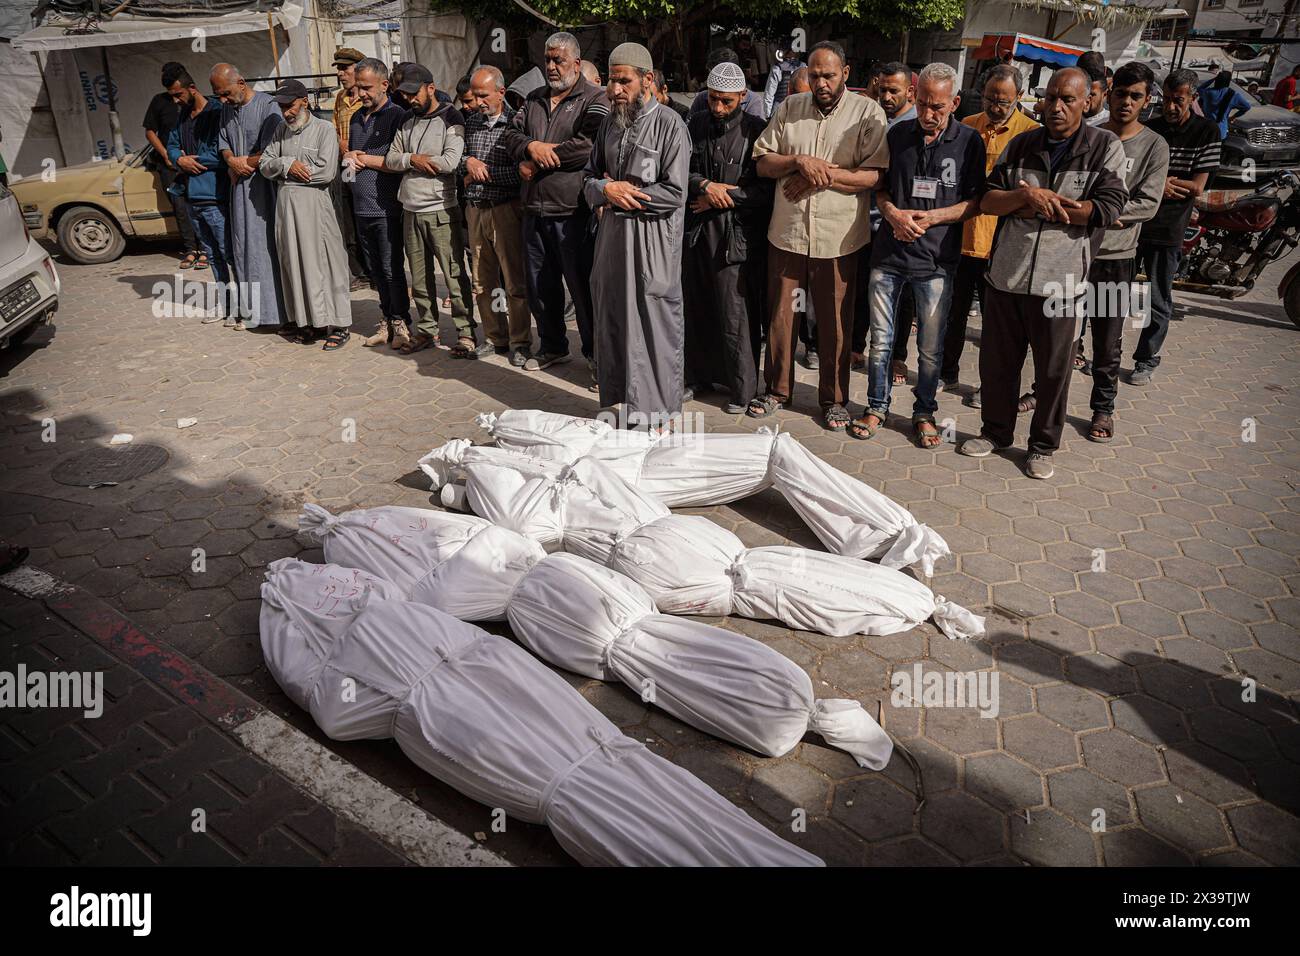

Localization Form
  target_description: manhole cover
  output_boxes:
[51,444,170,486]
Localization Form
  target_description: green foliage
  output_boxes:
[420,0,965,34]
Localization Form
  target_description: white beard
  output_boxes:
[288,109,311,131]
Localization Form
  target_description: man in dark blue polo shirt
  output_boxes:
[850,62,985,448]
[343,58,412,346]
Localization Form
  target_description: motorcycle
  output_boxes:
[1174,169,1300,328]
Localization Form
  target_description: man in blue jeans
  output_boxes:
[849,63,985,448]
[1131,69,1219,386]
[166,70,231,320]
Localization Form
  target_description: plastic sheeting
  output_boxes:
[467,410,950,576]
[297,507,896,767]
[414,449,983,640]
[260,557,821,867]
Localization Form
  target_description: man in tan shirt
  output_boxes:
[750,40,889,429]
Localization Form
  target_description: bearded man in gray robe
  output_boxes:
[212,63,285,329]
[582,43,689,431]
[259,80,353,349]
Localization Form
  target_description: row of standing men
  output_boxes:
[148,37,1219,479]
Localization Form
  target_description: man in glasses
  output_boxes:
[938,63,1038,406]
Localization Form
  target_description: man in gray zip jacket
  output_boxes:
[385,65,479,355]
[957,67,1127,480]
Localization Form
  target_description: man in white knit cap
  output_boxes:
[582,42,690,431]
[682,61,774,414]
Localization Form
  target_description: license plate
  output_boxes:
[0,279,38,322]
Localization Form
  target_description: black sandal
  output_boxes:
[823,403,850,430]
[848,411,884,440]
[746,393,784,418]
[322,329,350,351]
[1087,412,1114,443]
[1017,392,1037,414]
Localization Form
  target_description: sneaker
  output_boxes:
[1025,453,1055,480]
[523,351,571,371]
[232,320,247,331]
[724,402,746,414]
[1130,365,1154,386]
[938,377,959,392]
[222,316,238,328]
[957,437,1008,458]
[510,348,531,368]
[201,312,223,324]
[969,386,982,408]
[802,349,820,370]
[681,385,695,403]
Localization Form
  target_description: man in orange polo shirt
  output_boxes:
[939,64,1038,406]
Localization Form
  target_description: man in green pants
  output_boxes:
[385,65,485,356]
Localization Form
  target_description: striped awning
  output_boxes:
[972,33,1088,68]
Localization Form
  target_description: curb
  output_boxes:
[1,563,509,868]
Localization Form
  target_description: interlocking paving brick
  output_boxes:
[1101,828,1192,866]
[1048,767,1132,827]
[1010,808,1096,866]
[964,753,1044,812]
[919,790,1005,861]
[1134,786,1231,855]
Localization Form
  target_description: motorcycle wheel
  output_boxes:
[1286,279,1300,330]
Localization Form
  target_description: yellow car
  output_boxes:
[11,144,179,264]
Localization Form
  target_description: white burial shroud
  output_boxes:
[260,557,821,867]
[299,505,894,768]
[411,449,983,640]
[465,409,950,576]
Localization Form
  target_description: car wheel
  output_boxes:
[56,205,126,264]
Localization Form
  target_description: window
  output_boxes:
[1203,0,1225,8]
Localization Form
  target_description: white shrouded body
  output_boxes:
[469,410,950,575]
[412,449,984,640]
[260,558,821,867]
[506,552,894,768]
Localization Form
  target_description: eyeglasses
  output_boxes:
[983,98,1017,109]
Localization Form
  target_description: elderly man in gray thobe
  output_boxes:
[582,43,690,432]
[259,80,353,350]
[211,63,285,329]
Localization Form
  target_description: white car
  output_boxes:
[0,179,59,348]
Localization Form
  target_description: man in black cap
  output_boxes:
[260,79,353,349]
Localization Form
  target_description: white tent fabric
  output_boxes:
[295,509,896,767]
[467,410,949,576]
[414,449,983,640]
[260,558,821,867]
[12,3,305,52]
